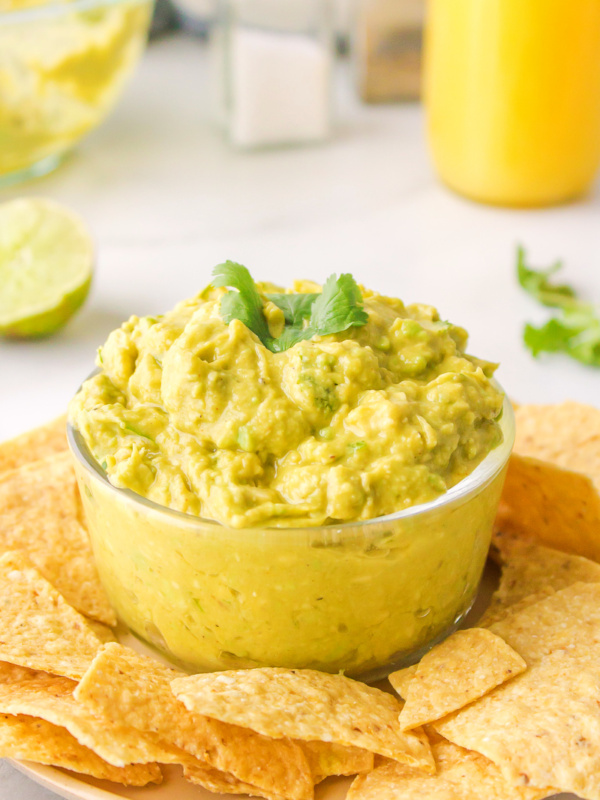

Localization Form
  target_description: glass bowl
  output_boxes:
[68,392,514,680]
[0,0,153,187]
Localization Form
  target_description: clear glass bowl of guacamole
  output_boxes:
[0,0,152,186]
[68,397,514,679]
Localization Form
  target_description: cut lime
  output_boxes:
[0,197,93,338]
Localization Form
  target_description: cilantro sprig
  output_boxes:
[211,262,368,353]
[517,247,578,310]
[211,261,272,344]
[517,247,600,367]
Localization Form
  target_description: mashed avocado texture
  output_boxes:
[70,271,503,528]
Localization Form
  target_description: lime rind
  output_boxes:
[1,274,92,338]
[0,197,94,339]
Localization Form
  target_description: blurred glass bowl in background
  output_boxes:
[0,0,153,187]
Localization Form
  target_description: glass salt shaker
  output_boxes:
[212,0,334,148]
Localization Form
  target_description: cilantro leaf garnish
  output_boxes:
[517,248,600,367]
[269,325,313,353]
[268,274,369,353]
[211,263,369,353]
[211,261,272,344]
[309,273,369,336]
[265,292,318,326]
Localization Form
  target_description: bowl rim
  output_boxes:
[0,0,151,23]
[68,377,515,532]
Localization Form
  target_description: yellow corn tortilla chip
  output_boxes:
[387,665,417,699]
[0,551,103,679]
[183,760,285,800]
[495,454,600,562]
[514,401,600,478]
[391,629,526,731]
[347,737,551,800]
[481,540,600,627]
[0,416,67,475]
[75,643,314,800]
[300,741,374,783]
[171,668,434,772]
[435,582,600,799]
[85,620,117,644]
[0,713,162,786]
[0,661,184,769]
[0,662,48,684]
[0,453,116,625]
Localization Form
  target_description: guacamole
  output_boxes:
[70,277,503,528]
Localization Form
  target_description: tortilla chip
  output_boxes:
[387,665,417,699]
[183,761,285,800]
[435,582,600,799]
[0,662,182,768]
[481,540,600,626]
[84,620,117,644]
[0,551,103,679]
[0,713,162,786]
[299,741,374,783]
[0,662,47,684]
[0,453,116,625]
[0,416,67,475]
[494,454,600,562]
[171,668,434,772]
[347,738,551,800]
[514,401,600,478]
[391,629,526,731]
[75,643,314,800]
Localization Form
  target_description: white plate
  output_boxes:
[8,561,577,800]
[10,762,352,800]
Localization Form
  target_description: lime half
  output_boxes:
[0,198,93,338]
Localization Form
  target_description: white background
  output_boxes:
[0,34,598,799]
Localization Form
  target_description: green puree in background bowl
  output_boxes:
[69,268,503,528]
[0,0,151,179]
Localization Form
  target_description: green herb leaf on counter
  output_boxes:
[518,248,600,367]
[524,311,600,366]
[517,246,578,309]
[211,263,368,353]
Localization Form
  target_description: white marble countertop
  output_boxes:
[0,32,597,800]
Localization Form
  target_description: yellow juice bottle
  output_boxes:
[424,0,600,207]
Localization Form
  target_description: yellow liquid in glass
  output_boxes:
[424,0,600,207]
